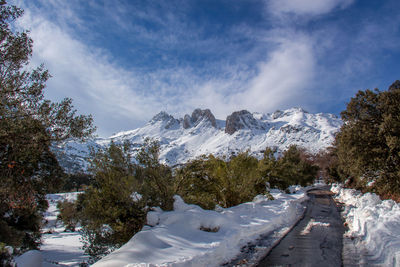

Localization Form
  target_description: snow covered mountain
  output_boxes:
[54,107,342,171]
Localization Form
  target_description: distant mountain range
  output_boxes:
[53,107,342,172]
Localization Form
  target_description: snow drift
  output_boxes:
[332,184,400,266]
[92,189,307,266]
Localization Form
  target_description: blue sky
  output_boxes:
[12,0,400,136]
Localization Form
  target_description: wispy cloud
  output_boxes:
[12,0,400,136]
[267,0,354,17]
[238,33,315,111]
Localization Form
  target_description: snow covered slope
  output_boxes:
[92,188,307,267]
[55,107,342,170]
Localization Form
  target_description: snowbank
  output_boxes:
[41,192,88,266]
[15,250,43,267]
[93,189,307,267]
[332,184,400,266]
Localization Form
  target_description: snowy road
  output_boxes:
[257,187,345,266]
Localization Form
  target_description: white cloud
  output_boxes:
[18,9,157,136]
[176,32,316,117]
[16,5,318,136]
[234,33,315,112]
[268,0,354,17]
[15,0,369,136]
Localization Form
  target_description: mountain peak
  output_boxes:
[225,110,265,134]
[271,107,308,119]
[55,107,342,170]
[150,111,179,129]
[151,111,172,121]
[183,108,217,129]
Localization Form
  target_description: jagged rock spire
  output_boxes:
[183,108,217,129]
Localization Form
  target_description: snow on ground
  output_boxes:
[300,219,330,236]
[15,250,43,267]
[92,188,308,267]
[332,184,400,266]
[41,192,88,267]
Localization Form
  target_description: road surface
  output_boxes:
[257,187,345,267]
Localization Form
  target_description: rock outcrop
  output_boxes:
[183,108,217,129]
[225,110,265,134]
[151,111,179,129]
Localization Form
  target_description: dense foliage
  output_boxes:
[56,200,80,232]
[0,1,94,251]
[135,138,176,211]
[78,142,146,262]
[177,152,266,209]
[72,140,318,262]
[61,172,94,192]
[259,146,319,191]
[333,80,400,200]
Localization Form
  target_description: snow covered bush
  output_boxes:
[92,191,307,266]
[0,243,14,267]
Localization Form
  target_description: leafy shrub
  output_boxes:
[135,138,176,211]
[177,152,267,209]
[259,146,319,190]
[78,141,146,261]
[334,81,400,199]
[57,200,80,232]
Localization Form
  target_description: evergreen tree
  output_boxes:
[78,142,145,262]
[178,152,266,209]
[135,138,176,211]
[279,145,319,187]
[0,1,94,250]
[335,81,400,199]
[259,146,318,190]
[78,139,178,262]
[56,200,80,232]
[258,148,286,189]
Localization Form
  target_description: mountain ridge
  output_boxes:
[54,107,342,172]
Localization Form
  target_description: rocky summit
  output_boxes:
[54,107,342,171]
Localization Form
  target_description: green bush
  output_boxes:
[78,141,146,262]
[177,152,267,209]
[334,81,400,200]
[77,139,179,262]
[57,200,80,232]
[135,138,176,211]
[259,146,318,190]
